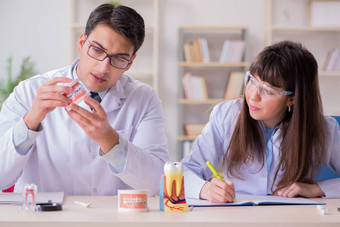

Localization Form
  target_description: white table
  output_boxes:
[0,196,339,227]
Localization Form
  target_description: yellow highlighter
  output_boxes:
[206,161,237,201]
[206,161,223,181]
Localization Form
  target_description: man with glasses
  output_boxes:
[0,4,169,196]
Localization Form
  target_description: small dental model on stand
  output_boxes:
[159,162,189,212]
[22,183,38,212]
[19,184,63,212]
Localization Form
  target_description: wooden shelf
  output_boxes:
[179,62,248,67]
[71,24,155,32]
[179,26,247,31]
[178,99,224,104]
[178,135,197,141]
[178,26,248,160]
[265,0,340,116]
[271,26,340,32]
[319,71,340,77]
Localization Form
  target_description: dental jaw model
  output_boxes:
[64,78,89,111]
[160,162,189,212]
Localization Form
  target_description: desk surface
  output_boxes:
[0,196,339,227]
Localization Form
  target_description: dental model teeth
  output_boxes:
[164,162,183,197]
[64,78,89,111]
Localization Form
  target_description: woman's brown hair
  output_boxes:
[225,41,327,191]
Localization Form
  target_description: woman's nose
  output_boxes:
[249,84,262,100]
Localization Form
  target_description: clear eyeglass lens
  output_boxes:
[88,45,129,69]
[110,56,129,69]
[89,46,105,60]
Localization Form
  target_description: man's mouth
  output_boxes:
[91,73,106,83]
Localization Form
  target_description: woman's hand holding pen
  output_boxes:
[199,177,235,203]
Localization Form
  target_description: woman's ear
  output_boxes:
[77,33,87,54]
[287,95,295,107]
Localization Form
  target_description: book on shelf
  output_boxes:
[199,38,210,63]
[219,40,231,63]
[186,193,325,207]
[334,53,340,71]
[182,72,208,100]
[323,47,340,72]
[189,41,197,62]
[219,40,245,63]
[224,71,245,100]
[182,38,210,63]
[193,39,203,62]
[183,43,192,62]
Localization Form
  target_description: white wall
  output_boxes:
[0,0,265,161]
[0,0,70,78]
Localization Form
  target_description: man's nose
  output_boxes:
[99,57,111,72]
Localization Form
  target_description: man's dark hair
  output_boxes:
[85,4,145,55]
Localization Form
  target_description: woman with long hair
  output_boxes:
[182,40,340,203]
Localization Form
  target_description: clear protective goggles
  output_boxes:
[244,71,294,100]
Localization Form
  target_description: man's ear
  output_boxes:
[77,33,87,54]
[124,54,137,71]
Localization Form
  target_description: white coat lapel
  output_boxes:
[100,78,127,113]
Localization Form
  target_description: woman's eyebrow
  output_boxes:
[255,75,280,89]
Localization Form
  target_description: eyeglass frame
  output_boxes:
[244,71,294,98]
[86,40,132,69]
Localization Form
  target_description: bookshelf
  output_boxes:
[265,0,340,115]
[178,26,248,159]
[69,0,159,92]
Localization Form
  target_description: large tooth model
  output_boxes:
[164,162,183,197]
[160,162,189,212]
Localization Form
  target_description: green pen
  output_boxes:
[206,161,237,201]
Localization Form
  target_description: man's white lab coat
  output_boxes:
[0,60,169,195]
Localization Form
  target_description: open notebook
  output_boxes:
[187,193,325,207]
[0,192,64,205]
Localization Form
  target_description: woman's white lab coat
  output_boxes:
[182,99,340,199]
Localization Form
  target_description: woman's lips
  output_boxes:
[91,73,106,83]
[248,103,260,111]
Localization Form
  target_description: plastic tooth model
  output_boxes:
[164,162,183,197]
[160,162,189,212]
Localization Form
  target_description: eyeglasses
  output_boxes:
[87,42,132,69]
[244,71,294,100]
